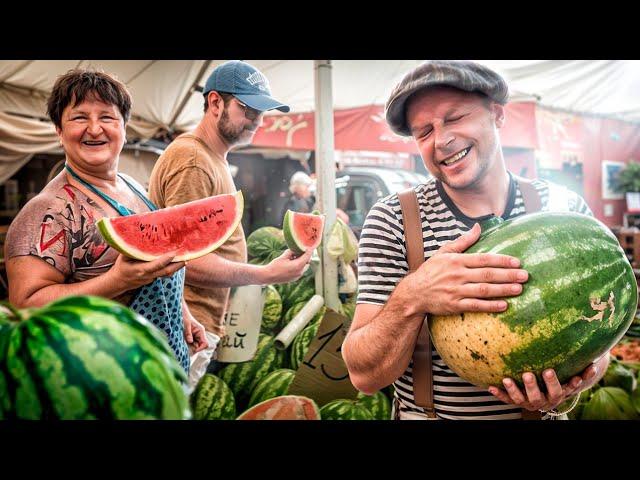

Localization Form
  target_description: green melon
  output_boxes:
[0,296,189,420]
[289,321,321,371]
[260,285,283,334]
[247,368,295,408]
[356,391,392,420]
[190,373,236,420]
[247,226,286,263]
[320,399,374,420]
[218,333,286,409]
[429,212,638,389]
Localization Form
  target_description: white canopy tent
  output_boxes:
[2,60,640,184]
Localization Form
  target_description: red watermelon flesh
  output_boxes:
[97,191,243,262]
[236,395,320,420]
[283,210,325,255]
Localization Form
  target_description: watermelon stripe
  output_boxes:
[8,325,45,419]
[248,369,295,408]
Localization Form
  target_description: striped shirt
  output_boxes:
[356,173,592,420]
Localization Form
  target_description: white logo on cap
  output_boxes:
[246,71,269,92]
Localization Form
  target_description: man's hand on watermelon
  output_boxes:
[487,354,609,412]
[109,251,186,290]
[183,303,208,354]
[263,248,314,285]
[406,223,528,316]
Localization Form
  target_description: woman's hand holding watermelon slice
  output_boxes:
[108,251,187,290]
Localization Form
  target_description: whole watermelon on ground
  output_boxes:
[247,226,286,263]
[237,395,320,420]
[190,374,236,420]
[289,320,321,371]
[260,285,283,334]
[275,270,316,313]
[429,212,638,389]
[356,391,392,420]
[98,191,243,262]
[217,333,286,410]
[320,399,374,420]
[0,296,190,420]
[247,368,295,408]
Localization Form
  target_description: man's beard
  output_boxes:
[218,108,254,146]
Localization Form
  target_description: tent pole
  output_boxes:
[314,60,340,312]
[168,60,213,130]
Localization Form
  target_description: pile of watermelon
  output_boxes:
[566,355,640,420]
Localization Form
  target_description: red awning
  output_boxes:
[251,102,539,153]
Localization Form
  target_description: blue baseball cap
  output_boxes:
[203,60,290,113]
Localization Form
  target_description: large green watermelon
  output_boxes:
[320,399,374,420]
[276,270,316,313]
[247,368,295,408]
[289,321,321,371]
[190,373,236,420]
[0,296,190,420]
[247,226,287,263]
[260,285,283,334]
[97,191,243,262]
[218,333,286,409]
[429,212,638,389]
[356,391,392,420]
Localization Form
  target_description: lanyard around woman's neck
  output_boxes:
[65,164,156,215]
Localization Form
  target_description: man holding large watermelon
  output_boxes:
[342,61,611,420]
[148,61,312,356]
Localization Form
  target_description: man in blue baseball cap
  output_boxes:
[148,61,310,380]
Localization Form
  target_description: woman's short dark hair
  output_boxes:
[47,69,132,129]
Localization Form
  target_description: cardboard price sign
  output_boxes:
[287,309,358,406]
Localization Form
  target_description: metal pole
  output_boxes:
[314,60,340,312]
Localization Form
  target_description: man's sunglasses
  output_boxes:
[234,98,263,121]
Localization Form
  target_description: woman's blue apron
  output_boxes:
[66,164,190,372]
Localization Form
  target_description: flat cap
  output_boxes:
[385,60,509,136]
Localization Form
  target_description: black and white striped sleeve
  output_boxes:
[569,191,593,217]
[356,200,409,306]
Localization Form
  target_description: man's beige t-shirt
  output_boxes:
[149,133,247,337]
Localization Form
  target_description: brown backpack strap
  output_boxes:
[514,175,542,214]
[397,189,436,418]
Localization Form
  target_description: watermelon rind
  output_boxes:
[97,191,244,262]
[237,395,320,420]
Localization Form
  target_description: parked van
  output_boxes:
[336,167,430,237]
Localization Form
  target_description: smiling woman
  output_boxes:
[3,69,208,372]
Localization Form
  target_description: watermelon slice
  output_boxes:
[283,210,325,255]
[237,395,320,420]
[97,191,243,262]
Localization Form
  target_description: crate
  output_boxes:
[615,228,640,268]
